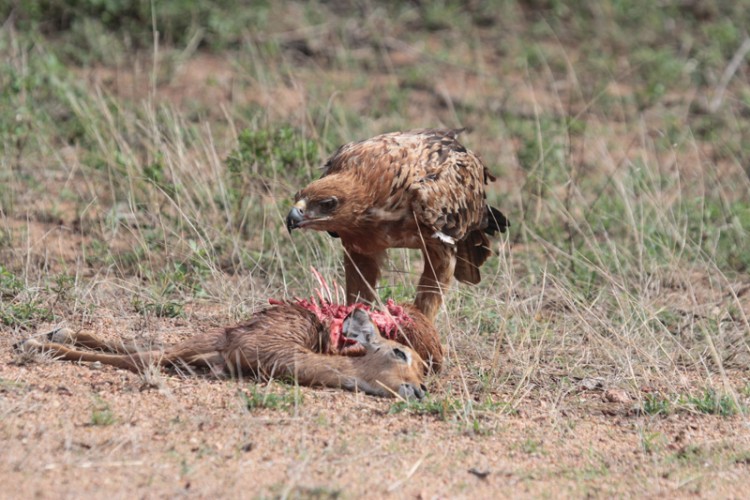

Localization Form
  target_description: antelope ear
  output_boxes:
[342,308,376,346]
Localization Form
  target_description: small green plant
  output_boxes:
[520,438,544,455]
[641,390,743,417]
[674,444,704,464]
[0,265,23,298]
[640,431,666,455]
[51,273,75,303]
[631,46,686,107]
[142,155,177,199]
[152,260,209,298]
[463,418,495,436]
[642,394,672,416]
[0,301,54,327]
[90,397,116,426]
[0,266,54,327]
[132,297,184,319]
[389,396,461,421]
[687,389,739,417]
[240,385,302,413]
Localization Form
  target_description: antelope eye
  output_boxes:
[392,347,409,363]
[318,197,338,211]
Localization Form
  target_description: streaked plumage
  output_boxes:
[286,129,508,321]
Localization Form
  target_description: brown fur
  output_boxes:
[19,305,427,399]
[393,304,444,373]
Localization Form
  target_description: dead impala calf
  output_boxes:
[281,298,444,374]
[19,305,427,400]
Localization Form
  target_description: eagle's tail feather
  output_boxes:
[455,205,509,284]
[484,205,509,236]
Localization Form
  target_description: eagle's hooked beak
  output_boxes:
[286,200,305,233]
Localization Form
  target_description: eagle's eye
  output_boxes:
[318,197,338,211]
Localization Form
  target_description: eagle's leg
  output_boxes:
[415,244,456,322]
[344,249,385,306]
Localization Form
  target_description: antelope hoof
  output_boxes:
[46,327,76,344]
[16,337,43,353]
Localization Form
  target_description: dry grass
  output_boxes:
[1,1,750,497]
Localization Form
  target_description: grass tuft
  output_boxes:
[240,384,303,414]
[89,397,117,426]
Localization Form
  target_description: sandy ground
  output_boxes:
[3,311,750,499]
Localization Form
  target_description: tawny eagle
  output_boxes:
[286,129,508,321]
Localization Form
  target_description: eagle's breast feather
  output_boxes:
[321,129,490,242]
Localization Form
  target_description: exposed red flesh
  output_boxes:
[268,297,413,352]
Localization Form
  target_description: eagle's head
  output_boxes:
[286,176,366,234]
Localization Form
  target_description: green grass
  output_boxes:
[687,389,742,417]
[640,389,744,417]
[389,396,461,420]
[0,266,54,328]
[642,394,672,416]
[89,397,117,426]
[240,385,303,413]
[225,125,318,236]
